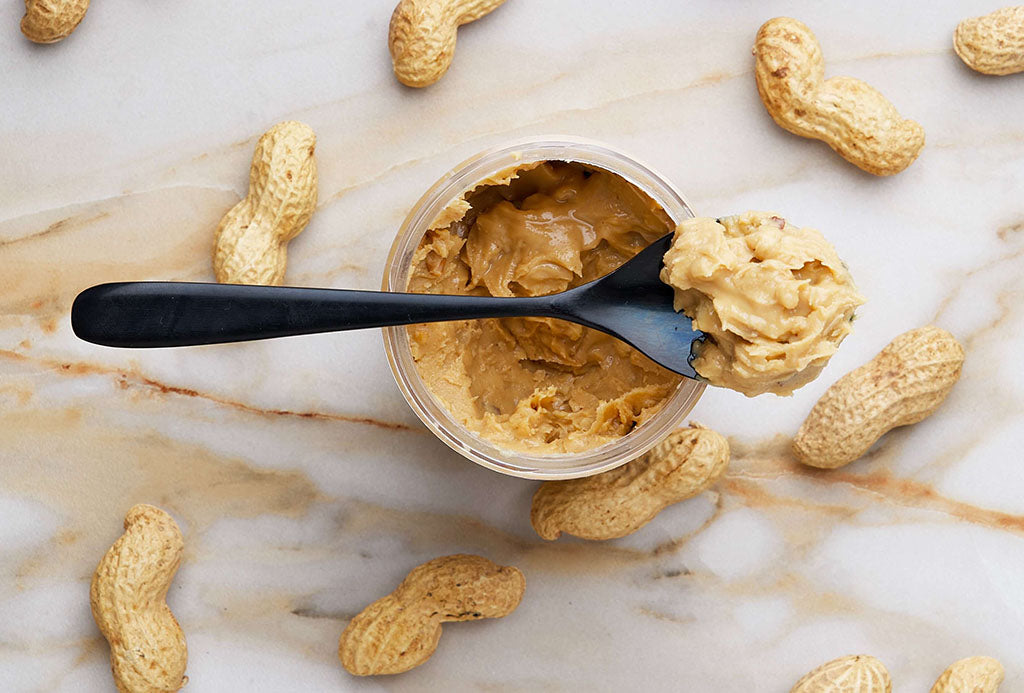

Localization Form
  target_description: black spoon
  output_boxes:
[71,232,705,378]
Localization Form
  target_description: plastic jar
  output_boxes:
[382,137,705,479]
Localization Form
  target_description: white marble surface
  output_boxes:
[3,1,1024,690]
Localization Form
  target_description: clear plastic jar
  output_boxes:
[382,137,705,479]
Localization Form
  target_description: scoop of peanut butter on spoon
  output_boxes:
[661,211,864,396]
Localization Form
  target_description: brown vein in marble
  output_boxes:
[997,220,1024,241]
[719,476,853,518]
[930,131,1024,149]
[0,348,419,433]
[0,211,110,248]
[966,289,1017,352]
[834,47,946,64]
[475,682,564,693]
[2,406,323,586]
[635,605,696,625]
[930,244,1024,347]
[720,569,939,649]
[724,436,1024,536]
[850,472,1024,530]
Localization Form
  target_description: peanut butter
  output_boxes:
[660,211,865,397]
[407,161,681,454]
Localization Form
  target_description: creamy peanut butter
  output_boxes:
[660,211,865,397]
[407,161,681,454]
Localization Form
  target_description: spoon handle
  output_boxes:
[71,282,559,348]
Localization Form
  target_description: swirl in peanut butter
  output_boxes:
[407,162,681,454]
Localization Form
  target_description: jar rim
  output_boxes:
[381,136,706,479]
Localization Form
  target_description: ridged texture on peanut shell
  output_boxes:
[930,656,1004,693]
[793,326,965,469]
[388,0,506,87]
[21,0,89,43]
[339,554,525,676]
[90,504,187,693]
[753,17,925,176]
[791,655,892,693]
[955,6,1024,75]
[212,121,318,286]
[531,424,730,541]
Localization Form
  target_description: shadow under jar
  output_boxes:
[382,137,705,479]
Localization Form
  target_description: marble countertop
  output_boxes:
[3,1,1024,690]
